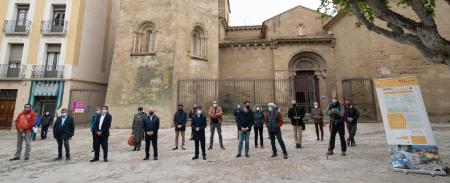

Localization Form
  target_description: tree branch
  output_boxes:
[364,0,420,33]
[408,0,436,27]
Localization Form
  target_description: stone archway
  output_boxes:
[288,51,328,111]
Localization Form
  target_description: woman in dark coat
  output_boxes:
[253,105,265,148]
[132,107,146,151]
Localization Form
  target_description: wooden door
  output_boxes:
[0,100,15,129]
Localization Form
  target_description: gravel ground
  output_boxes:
[0,123,449,183]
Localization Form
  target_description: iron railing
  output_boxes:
[0,64,26,79]
[40,20,68,33]
[31,65,64,78]
[177,77,298,121]
[2,20,31,33]
[342,77,377,121]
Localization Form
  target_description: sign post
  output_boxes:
[375,76,447,176]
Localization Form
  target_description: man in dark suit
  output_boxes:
[90,106,112,162]
[143,108,159,160]
[53,108,75,161]
[191,106,207,160]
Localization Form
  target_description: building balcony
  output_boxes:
[31,65,64,78]
[2,20,31,35]
[0,64,26,79]
[40,20,68,35]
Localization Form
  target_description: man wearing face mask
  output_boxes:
[236,100,254,158]
[208,100,225,150]
[41,111,52,140]
[173,105,187,150]
[143,108,159,160]
[265,103,288,159]
[326,96,346,156]
[288,100,306,148]
[90,106,112,162]
[253,105,265,148]
[344,100,360,147]
[192,106,207,160]
[310,102,324,141]
[90,107,101,152]
[53,108,75,161]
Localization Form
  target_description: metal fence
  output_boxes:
[69,90,107,126]
[0,64,26,79]
[342,78,377,121]
[177,77,303,121]
[31,65,64,78]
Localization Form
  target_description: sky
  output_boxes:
[228,0,322,26]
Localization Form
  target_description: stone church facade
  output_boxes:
[106,0,450,128]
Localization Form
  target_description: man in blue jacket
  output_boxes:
[53,108,75,161]
[143,108,159,160]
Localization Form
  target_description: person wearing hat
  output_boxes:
[326,96,346,156]
[344,100,360,147]
[192,106,207,160]
[131,107,146,151]
[265,103,288,159]
[173,104,188,150]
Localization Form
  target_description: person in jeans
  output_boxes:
[173,104,187,150]
[10,103,36,161]
[265,103,288,159]
[288,100,305,148]
[310,102,324,141]
[236,101,254,158]
[253,105,265,148]
[344,100,360,147]
[53,108,75,161]
[208,101,225,150]
[326,97,346,156]
[192,106,207,160]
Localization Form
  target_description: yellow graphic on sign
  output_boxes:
[375,76,418,88]
[387,113,407,129]
[411,136,428,144]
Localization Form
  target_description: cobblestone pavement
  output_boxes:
[0,123,449,183]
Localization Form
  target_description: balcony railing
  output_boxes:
[40,20,68,34]
[0,64,26,79]
[2,20,31,34]
[31,65,64,78]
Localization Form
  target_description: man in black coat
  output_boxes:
[90,106,112,162]
[53,108,75,161]
[143,108,159,160]
[288,100,305,148]
[191,106,207,160]
[173,105,187,150]
[236,101,254,158]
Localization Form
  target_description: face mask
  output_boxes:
[256,107,261,111]
[96,110,101,114]
[149,112,154,116]
[45,112,50,115]
[314,105,319,109]
[102,110,107,114]
[213,104,217,107]
[196,111,202,115]
[332,99,337,103]
[237,105,241,108]
[268,107,273,111]
[61,113,67,117]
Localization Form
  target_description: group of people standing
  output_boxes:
[9,97,359,163]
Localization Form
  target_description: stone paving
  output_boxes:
[0,123,449,183]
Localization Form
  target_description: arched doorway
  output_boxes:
[288,51,327,113]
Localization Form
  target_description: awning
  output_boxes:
[32,81,60,96]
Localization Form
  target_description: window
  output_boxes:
[46,44,61,71]
[191,26,207,59]
[51,5,66,32]
[297,23,305,37]
[15,5,29,32]
[131,22,156,55]
[7,44,24,77]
